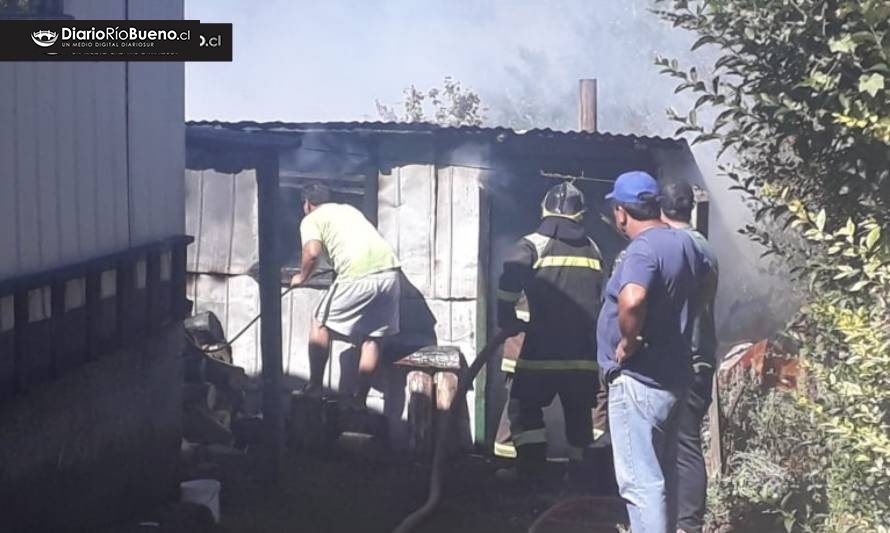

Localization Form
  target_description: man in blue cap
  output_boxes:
[596,171,710,533]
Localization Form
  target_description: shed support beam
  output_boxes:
[257,151,284,482]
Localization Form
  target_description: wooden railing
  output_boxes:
[0,235,192,401]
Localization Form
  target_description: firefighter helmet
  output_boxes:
[541,181,586,221]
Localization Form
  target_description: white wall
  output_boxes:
[0,0,184,280]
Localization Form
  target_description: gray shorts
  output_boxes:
[314,269,401,339]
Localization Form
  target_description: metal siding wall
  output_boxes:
[127,0,186,244]
[0,0,185,280]
[13,63,41,274]
[0,66,19,278]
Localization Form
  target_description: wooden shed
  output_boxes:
[184,121,706,451]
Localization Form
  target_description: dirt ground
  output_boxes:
[214,447,621,533]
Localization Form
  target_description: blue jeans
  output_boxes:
[609,374,687,533]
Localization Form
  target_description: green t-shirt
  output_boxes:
[300,203,400,280]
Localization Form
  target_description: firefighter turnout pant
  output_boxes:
[509,368,597,472]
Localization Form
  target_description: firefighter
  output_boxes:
[494,181,604,481]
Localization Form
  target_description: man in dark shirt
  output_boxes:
[596,171,709,533]
[660,182,719,533]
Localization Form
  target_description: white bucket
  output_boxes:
[180,479,221,523]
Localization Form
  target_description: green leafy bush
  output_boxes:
[653,1,890,531]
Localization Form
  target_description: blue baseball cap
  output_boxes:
[605,171,660,203]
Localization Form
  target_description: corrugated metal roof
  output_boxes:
[186,120,684,148]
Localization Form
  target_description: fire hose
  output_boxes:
[392,329,511,533]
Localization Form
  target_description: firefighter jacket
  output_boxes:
[497,217,604,372]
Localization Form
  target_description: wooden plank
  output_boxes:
[85,271,101,361]
[0,62,19,279]
[0,296,15,399]
[376,166,400,258]
[433,166,454,299]
[25,287,52,386]
[406,370,434,454]
[230,170,259,275]
[257,152,284,481]
[197,171,236,274]
[115,260,134,349]
[97,269,117,353]
[226,274,261,376]
[146,252,161,331]
[449,167,481,299]
[50,280,65,378]
[191,274,229,330]
[184,169,204,273]
[172,241,188,320]
[13,289,27,392]
[381,163,435,298]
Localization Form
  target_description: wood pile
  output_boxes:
[180,312,254,476]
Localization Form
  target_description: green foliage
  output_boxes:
[707,384,829,533]
[375,76,486,127]
[654,0,890,229]
[654,1,890,531]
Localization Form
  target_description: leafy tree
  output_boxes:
[654,1,890,531]
[375,76,486,127]
[655,0,890,229]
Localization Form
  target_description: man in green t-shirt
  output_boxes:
[290,183,402,406]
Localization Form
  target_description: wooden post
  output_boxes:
[257,150,284,482]
[579,79,597,133]
[692,188,723,475]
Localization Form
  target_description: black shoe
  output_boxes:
[299,382,324,398]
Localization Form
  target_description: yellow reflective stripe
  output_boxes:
[515,309,531,322]
[533,256,602,270]
[497,289,521,302]
[512,428,548,446]
[515,359,598,371]
[494,442,517,459]
[501,357,517,373]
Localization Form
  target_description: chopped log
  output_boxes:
[183,406,233,446]
[289,393,339,452]
[405,370,434,455]
[183,383,217,410]
[434,372,458,411]
[183,311,227,347]
[204,356,247,391]
[202,343,233,365]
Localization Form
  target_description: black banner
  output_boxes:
[0,20,232,61]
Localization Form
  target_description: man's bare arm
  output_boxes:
[616,283,647,363]
[291,240,323,287]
